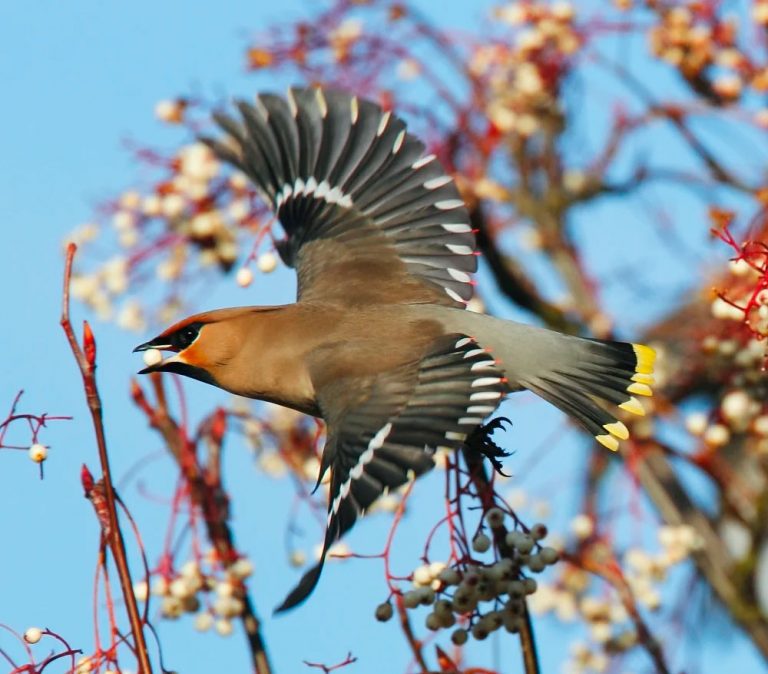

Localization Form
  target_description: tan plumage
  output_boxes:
[135,87,655,611]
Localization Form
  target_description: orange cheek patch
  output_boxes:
[179,342,204,367]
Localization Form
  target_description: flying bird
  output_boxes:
[134,87,655,612]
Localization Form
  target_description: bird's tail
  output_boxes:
[513,334,655,450]
[274,557,325,614]
[458,314,656,450]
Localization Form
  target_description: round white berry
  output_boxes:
[236,267,254,288]
[428,561,446,578]
[540,547,559,565]
[28,444,47,463]
[684,413,707,436]
[412,564,433,586]
[215,619,234,637]
[142,348,163,367]
[703,423,730,447]
[570,514,594,539]
[257,252,278,274]
[194,612,214,632]
[519,534,535,554]
[229,558,254,579]
[24,627,43,644]
[133,580,148,601]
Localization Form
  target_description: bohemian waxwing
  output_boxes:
[135,87,655,612]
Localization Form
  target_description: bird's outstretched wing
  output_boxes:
[275,334,507,612]
[202,87,476,308]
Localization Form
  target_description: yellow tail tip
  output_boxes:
[632,343,656,375]
[627,382,653,397]
[631,373,655,385]
[619,396,645,416]
[603,421,629,440]
[596,434,619,451]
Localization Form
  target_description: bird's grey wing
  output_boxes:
[201,88,476,308]
[275,334,507,612]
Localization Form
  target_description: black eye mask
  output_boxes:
[172,322,203,350]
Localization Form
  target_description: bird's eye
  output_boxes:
[174,324,201,349]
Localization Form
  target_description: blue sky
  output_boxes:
[1,1,766,673]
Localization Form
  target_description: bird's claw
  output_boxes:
[465,416,513,477]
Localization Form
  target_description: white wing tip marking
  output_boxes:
[330,422,392,518]
[445,431,467,442]
[463,348,487,359]
[412,154,436,170]
[289,176,353,208]
[424,176,452,190]
[455,337,473,348]
[472,377,503,387]
[459,417,484,426]
[445,287,466,303]
[326,186,343,204]
[435,199,464,210]
[467,405,496,415]
[442,223,473,233]
[287,89,298,117]
[447,267,472,284]
[470,360,496,371]
[446,243,474,255]
[315,88,328,118]
[350,96,359,123]
[377,111,391,136]
[470,391,503,401]
[392,129,406,154]
[371,422,393,449]
[254,96,269,120]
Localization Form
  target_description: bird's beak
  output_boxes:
[133,338,177,374]
[133,341,172,353]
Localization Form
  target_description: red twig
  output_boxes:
[131,375,273,674]
[60,243,153,674]
[303,651,358,672]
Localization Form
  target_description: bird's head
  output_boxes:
[134,307,256,387]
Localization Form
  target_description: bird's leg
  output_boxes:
[464,416,513,476]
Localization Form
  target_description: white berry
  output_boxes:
[215,619,234,636]
[28,444,47,463]
[236,267,253,288]
[257,252,278,273]
[142,348,163,367]
[194,612,214,631]
[24,627,43,644]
